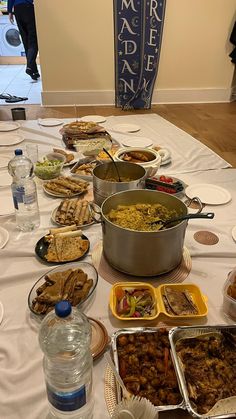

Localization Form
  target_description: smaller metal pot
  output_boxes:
[93,161,146,206]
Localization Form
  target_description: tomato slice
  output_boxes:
[115,288,125,300]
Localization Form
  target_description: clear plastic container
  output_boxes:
[8,149,40,231]
[39,301,93,419]
[223,268,236,321]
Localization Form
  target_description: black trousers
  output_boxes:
[14,3,38,73]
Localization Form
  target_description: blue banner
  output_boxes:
[114,0,166,109]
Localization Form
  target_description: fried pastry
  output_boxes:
[31,267,94,315]
[53,148,75,163]
[44,176,89,197]
[54,199,93,226]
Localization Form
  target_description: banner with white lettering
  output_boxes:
[114,0,166,109]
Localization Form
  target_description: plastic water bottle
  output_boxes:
[8,149,40,231]
[39,301,94,419]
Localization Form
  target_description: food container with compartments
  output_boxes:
[109,282,208,321]
[169,325,236,418]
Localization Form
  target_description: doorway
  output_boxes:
[0,6,41,105]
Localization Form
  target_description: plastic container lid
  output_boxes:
[55,300,72,317]
[15,149,23,155]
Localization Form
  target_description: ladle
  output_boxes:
[151,212,214,229]
[102,148,121,182]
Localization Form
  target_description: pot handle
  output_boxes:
[185,196,203,214]
[89,202,102,223]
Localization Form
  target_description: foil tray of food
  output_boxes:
[111,327,184,412]
[169,325,236,418]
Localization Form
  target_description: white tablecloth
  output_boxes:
[0,115,235,419]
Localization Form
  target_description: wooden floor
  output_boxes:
[1,102,236,167]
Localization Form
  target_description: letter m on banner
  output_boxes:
[113,0,166,109]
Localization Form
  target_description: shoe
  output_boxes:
[26,68,39,81]
[5,96,28,103]
[0,93,28,102]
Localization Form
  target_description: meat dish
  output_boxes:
[116,329,182,406]
[176,332,236,414]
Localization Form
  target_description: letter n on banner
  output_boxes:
[113,0,166,109]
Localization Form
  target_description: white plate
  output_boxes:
[0,226,9,248]
[80,115,107,123]
[160,157,172,166]
[0,171,11,187]
[185,184,231,205]
[0,133,24,146]
[38,118,63,127]
[0,122,20,132]
[111,123,141,133]
[51,202,100,228]
[121,136,153,148]
[0,191,14,216]
[63,152,81,167]
[0,155,11,168]
[42,181,87,198]
[232,226,236,243]
[0,301,3,324]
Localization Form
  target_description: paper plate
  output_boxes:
[0,155,11,168]
[0,226,9,248]
[38,118,63,127]
[111,123,140,133]
[0,171,11,187]
[232,226,236,243]
[89,317,109,360]
[121,136,153,148]
[80,115,107,123]
[185,184,231,205]
[0,301,3,324]
[0,133,24,146]
[0,122,20,132]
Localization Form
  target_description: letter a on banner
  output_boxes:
[113,0,166,109]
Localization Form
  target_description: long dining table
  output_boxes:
[0,113,235,419]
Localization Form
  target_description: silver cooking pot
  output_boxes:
[93,161,146,207]
[100,189,191,276]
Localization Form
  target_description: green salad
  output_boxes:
[34,158,63,179]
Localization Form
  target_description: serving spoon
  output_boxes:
[151,212,215,229]
[102,147,122,182]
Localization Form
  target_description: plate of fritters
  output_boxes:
[35,225,90,264]
[28,261,98,316]
[70,156,100,180]
[51,199,100,227]
[52,148,80,167]
[43,176,89,198]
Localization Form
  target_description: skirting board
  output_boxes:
[42,87,233,106]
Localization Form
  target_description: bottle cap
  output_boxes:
[15,149,23,156]
[55,300,72,317]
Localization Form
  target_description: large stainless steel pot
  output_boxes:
[101,189,188,276]
[93,161,146,207]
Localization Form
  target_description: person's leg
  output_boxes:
[24,4,39,75]
[13,5,28,57]
[14,4,39,79]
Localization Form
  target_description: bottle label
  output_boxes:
[23,192,36,205]
[12,186,25,210]
[46,384,86,412]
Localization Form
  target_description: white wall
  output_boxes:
[35,0,236,105]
